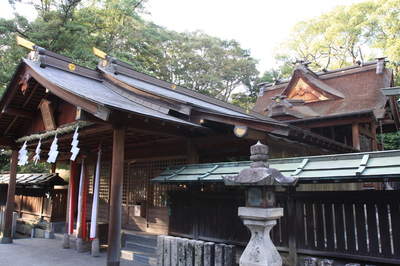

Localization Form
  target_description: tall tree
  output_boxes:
[0,0,259,104]
[160,30,259,101]
[274,0,400,85]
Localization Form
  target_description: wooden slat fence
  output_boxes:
[168,189,400,265]
[13,188,67,222]
[274,190,400,265]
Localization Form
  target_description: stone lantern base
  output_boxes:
[239,207,283,266]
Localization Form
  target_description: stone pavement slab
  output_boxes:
[0,237,133,266]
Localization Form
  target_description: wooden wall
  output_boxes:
[167,189,400,265]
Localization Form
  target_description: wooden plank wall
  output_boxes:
[12,188,67,223]
[147,206,169,234]
[278,190,400,265]
[168,189,400,265]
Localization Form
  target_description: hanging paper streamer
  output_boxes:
[68,160,76,235]
[76,156,87,239]
[47,134,59,163]
[18,141,29,166]
[70,127,80,161]
[90,146,102,240]
[33,138,42,165]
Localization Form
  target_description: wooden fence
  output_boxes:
[13,188,68,223]
[168,190,400,265]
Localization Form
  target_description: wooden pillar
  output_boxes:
[107,126,125,266]
[51,162,57,173]
[352,122,360,150]
[287,187,298,265]
[1,149,18,244]
[371,121,378,151]
[187,139,198,164]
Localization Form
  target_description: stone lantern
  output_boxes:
[222,141,298,266]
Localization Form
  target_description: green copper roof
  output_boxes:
[150,150,400,184]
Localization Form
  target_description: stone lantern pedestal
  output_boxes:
[222,141,298,266]
[239,207,283,266]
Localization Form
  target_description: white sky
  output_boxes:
[1,0,367,74]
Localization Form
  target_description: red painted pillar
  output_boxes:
[107,126,125,266]
[1,149,18,244]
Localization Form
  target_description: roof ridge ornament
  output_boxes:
[93,47,118,74]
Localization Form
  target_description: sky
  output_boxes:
[0,0,367,74]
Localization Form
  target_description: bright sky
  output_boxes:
[1,0,367,74]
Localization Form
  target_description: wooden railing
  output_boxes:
[168,190,400,265]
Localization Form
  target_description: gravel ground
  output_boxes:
[0,237,133,266]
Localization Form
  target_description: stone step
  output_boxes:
[121,231,159,266]
[132,253,157,266]
[121,232,158,247]
[125,241,157,254]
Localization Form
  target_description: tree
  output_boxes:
[378,132,400,150]
[0,149,51,173]
[274,0,400,85]
[160,30,259,101]
[0,0,259,104]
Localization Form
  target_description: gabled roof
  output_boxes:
[22,58,203,128]
[0,173,67,186]
[253,61,393,120]
[0,44,361,154]
[281,65,345,101]
[150,149,400,184]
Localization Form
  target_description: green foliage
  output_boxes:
[378,132,400,150]
[19,160,51,173]
[0,149,51,173]
[0,149,11,172]
[159,30,259,101]
[0,0,259,104]
[274,0,400,85]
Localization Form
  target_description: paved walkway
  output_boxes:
[0,236,133,266]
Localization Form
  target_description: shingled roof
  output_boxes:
[253,60,393,120]
[151,149,400,184]
[0,42,362,155]
[0,173,67,186]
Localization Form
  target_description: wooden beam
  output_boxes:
[194,133,239,145]
[192,111,277,133]
[371,120,378,151]
[107,126,125,266]
[79,109,202,139]
[358,125,375,139]
[22,82,40,109]
[292,116,374,129]
[233,125,267,140]
[187,139,198,164]
[0,136,17,149]
[352,122,360,150]
[3,116,18,137]
[1,149,18,243]
[2,106,36,118]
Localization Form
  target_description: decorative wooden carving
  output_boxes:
[287,78,329,102]
[18,71,31,96]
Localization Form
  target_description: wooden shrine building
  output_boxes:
[253,59,399,153]
[0,38,399,265]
